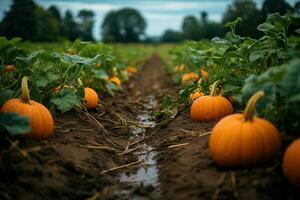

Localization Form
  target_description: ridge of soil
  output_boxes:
[0,54,298,200]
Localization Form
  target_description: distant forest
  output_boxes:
[0,0,299,43]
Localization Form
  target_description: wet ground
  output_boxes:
[0,55,299,200]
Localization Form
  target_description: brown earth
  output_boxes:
[0,54,299,200]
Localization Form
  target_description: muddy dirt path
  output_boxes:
[0,54,298,200]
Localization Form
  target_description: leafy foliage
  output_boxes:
[168,13,300,134]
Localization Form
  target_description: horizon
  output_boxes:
[0,0,298,40]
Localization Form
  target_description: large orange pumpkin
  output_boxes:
[109,76,122,87]
[1,77,54,139]
[190,81,233,121]
[283,139,300,190]
[84,87,99,109]
[181,72,199,84]
[209,91,281,167]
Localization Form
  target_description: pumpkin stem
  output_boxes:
[209,80,221,96]
[21,76,31,104]
[243,91,264,122]
[77,78,83,86]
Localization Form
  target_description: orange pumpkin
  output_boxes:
[95,63,101,68]
[190,91,204,103]
[84,87,99,109]
[209,91,281,167]
[190,81,233,121]
[109,76,122,87]
[181,72,199,84]
[1,77,54,139]
[283,139,300,190]
[126,66,137,74]
[5,64,16,73]
[200,68,209,80]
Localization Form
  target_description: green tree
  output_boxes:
[0,0,36,40]
[182,16,202,40]
[200,11,224,39]
[101,8,146,43]
[34,6,60,41]
[222,0,264,38]
[294,2,300,15]
[161,29,183,42]
[262,0,293,17]
[63,10,80,41]
[48,5,61,20]
[78,9,95,41]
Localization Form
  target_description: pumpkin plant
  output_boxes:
[1,77,54,139]
[209,91,281,167]
[190,80,233,121]
[282,138,300,190]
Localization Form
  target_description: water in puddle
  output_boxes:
[119,96,159,187]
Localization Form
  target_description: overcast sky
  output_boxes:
[0,0,298,40]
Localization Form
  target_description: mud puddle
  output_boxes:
[119,95,159,187]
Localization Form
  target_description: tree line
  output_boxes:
[162,0,300,42]
[0,0,95,41]
[0,0,299,43]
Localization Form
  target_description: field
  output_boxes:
[1,13,300,200]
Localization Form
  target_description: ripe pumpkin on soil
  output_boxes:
[181,72,199,84]
[126,66,137,74]
[109,76,122,87]
[283,138,300,190]
[209,91,281,168]
[84,87,99,109]
[190,81,233,121]
[1,77,54,139]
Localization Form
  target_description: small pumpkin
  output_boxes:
[190,90,204,103]
[126,66,137,74]
[209,91,281,167]
[5,64,16,73]
[190,80,233,121]
[200,68,209,80]
[95,63,101,68]
[84,87,99,109]
[283,138,300,190]
[181,72,199,85]
[109,76,122,87]
[1,77,54,139]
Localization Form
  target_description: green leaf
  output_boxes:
[50,89,81,113]
[92,69,109,80]
[257,22,275,33]
[105,82,118,96]
[0,113,31,136]
[282,60,300,101]
[225,17,242,29]
[249,51,264,62]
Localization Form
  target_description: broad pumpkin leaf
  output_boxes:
[0,113,31,136]
[50,89,81,113]
[282,60,300,103]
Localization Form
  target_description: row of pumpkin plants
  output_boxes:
[166,13,300,189]
[0,38,143,139]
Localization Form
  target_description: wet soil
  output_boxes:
[0,54,299,200]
